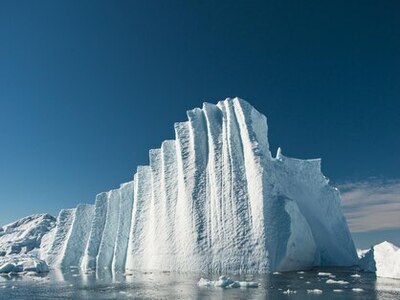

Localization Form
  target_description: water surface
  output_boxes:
[1,268,399,299]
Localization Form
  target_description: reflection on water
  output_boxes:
[0,267,399,299]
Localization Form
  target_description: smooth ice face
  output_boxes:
[41,98,357,273]
[269,153,358,267]
[61,204,94,268]
[81,193,108,271]
[46,205,94,269]
[46,209,76,268]
[112,181,134,271]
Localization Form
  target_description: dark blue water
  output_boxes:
[0,268,399,299]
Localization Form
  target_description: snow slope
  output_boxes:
[0,214,55,256]
[0,214,55,274]
[359,241,400,279]
[9,98,358,273]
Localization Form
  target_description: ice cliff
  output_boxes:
[1,98,359,273]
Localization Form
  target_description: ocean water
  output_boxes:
[0,268,399,299]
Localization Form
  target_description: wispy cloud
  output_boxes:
[338,179,400,233]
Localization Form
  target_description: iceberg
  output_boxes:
[359,241,400,279]
[1,98,358,273]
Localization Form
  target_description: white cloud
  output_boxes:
[338,179,400,233]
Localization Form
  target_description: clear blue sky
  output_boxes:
[1,0,399,248]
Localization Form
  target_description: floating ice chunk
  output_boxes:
[227,281,240,288]
[238,281,259,288]
[352,288,364,292]
[0,255,49,274]
[351,274,361,278]
[198,276,259,288]
[273,272,281,275]
[307,289,323,294]
[0,263,14,273]
[326,279,349,285]
[214,276,235,288]
[283,289,297,294]
[318,272,332,276]
[198,278,213,287]
[297,271,305,274]
[333,289,343,292]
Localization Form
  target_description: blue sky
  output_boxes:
[0,0,399,248]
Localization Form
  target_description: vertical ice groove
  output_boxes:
[61,204,95,268]
[186,108,208,256]
[112,181,134,272]
[225,100,254,272]
[160,140,178,269]
[125,166,152,271]
[174,121,198,270]
[125,175,138,271]
[202,102,223,268]
[81,192,108,271]
[232,98,269,272]
[144,148,162,270]
[215,101,233,270]
[97,189,120,269]
[46,208,76,269]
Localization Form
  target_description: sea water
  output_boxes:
[0,268,399,299]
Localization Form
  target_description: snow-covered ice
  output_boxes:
[0,214,55,256]
[0,214,54,275]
